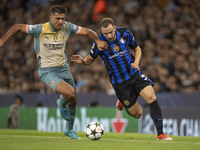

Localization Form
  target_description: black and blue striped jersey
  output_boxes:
[90,27,141,85]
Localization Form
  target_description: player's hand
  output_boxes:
[96,40,108,51]
[131,62,140,70]
[0,39,5,48]
[116,100,123,111]
[70,55,84,64]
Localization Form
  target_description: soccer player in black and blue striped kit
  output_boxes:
[71,18,172,140]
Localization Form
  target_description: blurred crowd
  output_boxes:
[0,0,199,94]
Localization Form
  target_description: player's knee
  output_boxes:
[146,93,157,103]
[63,88,76,101]
[68,98,77,107]
[127,110,142,119]
[132,112,142,119]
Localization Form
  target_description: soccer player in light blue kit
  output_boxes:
[0,5,108,139]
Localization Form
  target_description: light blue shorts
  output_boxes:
[38,64,75,91]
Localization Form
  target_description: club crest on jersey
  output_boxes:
[51,80,55,87]
[114,45,120,51]
[120,38,125,43]
[124,100,129,106]
[60,34,66,40]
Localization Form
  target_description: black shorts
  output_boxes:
[112,71,154,109]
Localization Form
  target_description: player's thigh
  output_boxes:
[56,69,76,99]
[127,101,142,118]
[39,72,62,92]
[39,69,76,99]
[140,85,157,104]
[113,81,138,109]
[56,81,75,99]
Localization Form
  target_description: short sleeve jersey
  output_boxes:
[27,21,80,68]
[89,27,139,84]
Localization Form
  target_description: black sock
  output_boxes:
[149,100,163,135]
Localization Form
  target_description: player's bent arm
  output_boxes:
[77,27,108,50]
[71,54,94,65]
[83,55,95,65]
[133,46,142,65]
[77,27,98,41]
[0,24,27,46]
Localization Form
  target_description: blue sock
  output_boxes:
[59,95,70,108]
[65,107,76,130]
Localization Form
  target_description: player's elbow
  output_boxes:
[14,24,27,33]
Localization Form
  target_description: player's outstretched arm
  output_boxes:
[0,24,27,47]
[77,27,108,51]
[71,54,94,65]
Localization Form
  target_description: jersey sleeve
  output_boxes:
[128,30,138,49]
[89,43,99,59]
[27,24,42,37]
[66,22,80,34]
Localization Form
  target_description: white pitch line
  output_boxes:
[0,134,200,145]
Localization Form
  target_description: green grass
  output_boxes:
[0,129,199,150]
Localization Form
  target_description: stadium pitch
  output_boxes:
[0,129,199,150]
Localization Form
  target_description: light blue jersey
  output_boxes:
[26,21,80,90]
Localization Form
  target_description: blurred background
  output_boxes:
[0,0,200,136]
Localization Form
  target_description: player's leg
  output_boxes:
[113,77,142,119]
[56,81,76,121]
[116,99,142,119]
[63,96,79,139]
[140,85,173,140]
[39,68,79,139]
[126,101,142,119]
[56,70,79,139]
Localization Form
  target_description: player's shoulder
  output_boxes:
[99,34,104,40]
[41,22,50,29]
[38,22,51,34]
[63,21,79,32]
[63,21,71,29]
[116,27,130,33]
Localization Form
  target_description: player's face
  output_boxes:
[50,12,65,31]
[101,24,116,42]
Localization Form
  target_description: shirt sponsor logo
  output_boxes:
[43,43,65,50]
[109,50,127,59]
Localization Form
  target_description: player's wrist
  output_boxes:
[82,59,87,65]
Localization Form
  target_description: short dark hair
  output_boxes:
[100,18,115,28]
[50,5,67,15]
